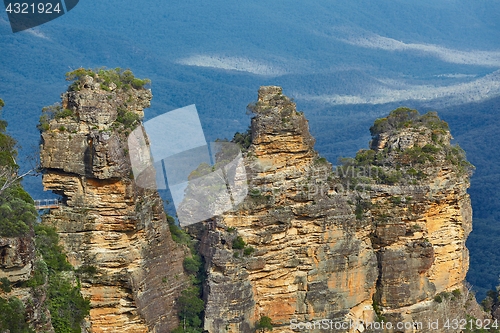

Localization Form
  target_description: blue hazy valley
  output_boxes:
[0,0,499,299]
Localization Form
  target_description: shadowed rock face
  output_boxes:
[40,75,190,333]
[194,87,477,333]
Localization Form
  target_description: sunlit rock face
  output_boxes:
[40,75,190,333]
[194,87,477,333]
[38,81,479,333]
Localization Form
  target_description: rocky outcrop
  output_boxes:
[0,234,54,333]
[193,87,478,333]
[40,72,190,333]
[0,236,34,282]
[37,80,481,332]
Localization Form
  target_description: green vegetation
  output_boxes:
[463,314,500,333]
[75,265,97,278]
[249,188,262,197]
[0,185,37,237]
[401,144,439,165]
[389,196,402,205]
[183,255,202,275]
[445,145,475,175]
[314,157,328,165]
[0,277,11,293]
[433,294,443,303]
[168,215,192,245]
[47,272,90,333]
[372,299,386,323]
[337,107,473,187]
[34,225,90,333]
[0,297,34,333]
[0,214,89,332]
[369,107,448,136]
[354,197,371,220]
[66,67,151,92]
[169,214,206,333]
[115,106,140,129]
[433,290,463,303]
[480,286,499,313]
[0,102,37,237]
[232,127,252,151]
[232,236,246,250]
[35,225,73,272]
[246,92,296,116]
[25,260,48,288]
[255,315,273,332]
[244,246,255,256]
[172,286,205,333]
[38,103,76,132]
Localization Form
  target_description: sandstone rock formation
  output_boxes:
[37,79,482,333]
[40,72,191,333]
[192,87,479,333]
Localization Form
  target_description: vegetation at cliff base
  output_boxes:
[33,224,90,333]
[173,286,205,333]
[169,215,206,333]
[0,297,34,333]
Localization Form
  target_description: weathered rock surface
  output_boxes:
[193,87,479,333]
[40,75,190,333]
[37,81,483,333]
[0,236,34,282]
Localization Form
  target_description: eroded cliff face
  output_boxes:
[194,87,478,333]
[37,80,480,332]
[40,74,190,333]
[0,234,54,332]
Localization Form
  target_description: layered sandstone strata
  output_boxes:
[40,74,190,333]
[194,87,477,333]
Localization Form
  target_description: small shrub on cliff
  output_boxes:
[232,127,252,151]
[75,265,97,278]
[445,144,475,175]
[354,197,371,220]
[38,103,76,132]
[0,277,11,293]
[25,260,48,288]
[232,236,246,249]
[255,315,273,332]
[168,215,192,246]
[183,255,202,275]
[115,106,140,129]
[244,246,255,256]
